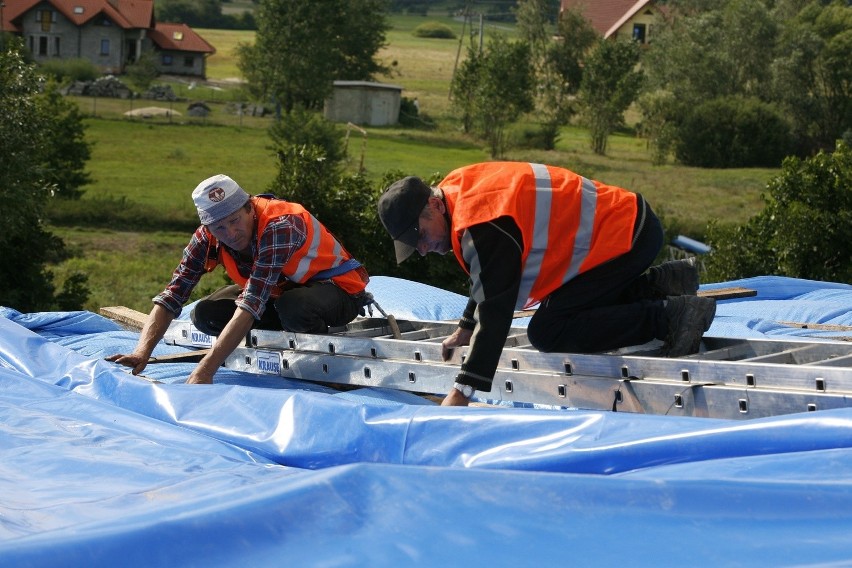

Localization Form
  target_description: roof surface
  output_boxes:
[3,0,153,30]
[561,0,653,37]
[149,22,215,54]
[2,275,852,566]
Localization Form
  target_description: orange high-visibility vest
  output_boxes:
[440,162,637,309]
[204,196,367,297]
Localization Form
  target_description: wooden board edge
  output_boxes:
[100,306,148,330]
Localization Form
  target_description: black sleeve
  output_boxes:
[455,216,523,392]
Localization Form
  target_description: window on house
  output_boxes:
[633,23,646,44]
[184,56,194,67]
[37,10,55,32]
[54,36,60,56]
[162,54,173,66]
[38,36,48,56]
[100,39,109,56]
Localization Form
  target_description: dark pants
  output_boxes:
[190,282,364,336]
[526,196,668,353]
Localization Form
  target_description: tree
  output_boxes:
[0,42,89,311]
[674,96,793,168]
[580,39,643,155]
[125,52,160,92]
[237,0,389,115]
[516,3,596,150]
[538,8,598,149]
[449,43,482,134]
[705,141,852,282]
[640,0,782,163]
[450,35,535,157]
[644,0,776,104]
[36,81,92,199]
[771,0,852,153]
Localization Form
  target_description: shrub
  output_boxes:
[38,58,99,84]
[704,140,852,282]
[413,22,456,39]
[268,107,345,166]
[675,96,793,168]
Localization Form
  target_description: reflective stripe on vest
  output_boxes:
[515,164,597,310]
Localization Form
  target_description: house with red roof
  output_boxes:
[0,0,215,77]
[561,0,668,44]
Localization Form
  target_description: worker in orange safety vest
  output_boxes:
[107,174,369,385]
[378,162,715,406]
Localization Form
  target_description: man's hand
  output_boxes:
[105,304,175,376]
[442,327,473,361]
[186,368,215,384]
[105,353,149,376]
[183,306,256,385]
[441,388,471,407]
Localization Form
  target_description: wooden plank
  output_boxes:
[779,321,852,332]
[100,306,148,330]
[148,348,212,364]
[698,287,757,300]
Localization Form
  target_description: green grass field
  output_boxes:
[46,16,779,313]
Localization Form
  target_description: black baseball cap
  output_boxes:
[377,176,432,263]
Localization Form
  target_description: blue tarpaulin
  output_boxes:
[2,276,852,567]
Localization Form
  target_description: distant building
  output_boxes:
[324,81,403,127]
[0,0,215,77]
[560,0,668,44]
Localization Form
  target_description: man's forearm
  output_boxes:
[134,303,176,359]
[193,307,256,378]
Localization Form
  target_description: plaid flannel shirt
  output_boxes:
[154,214,308,320]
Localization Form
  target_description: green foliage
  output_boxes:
[268,146,467,294]
[238,0,389,113]
[125,52,160,92]
[580,39,643,155]
[55,272,93,311]
[38,58,99,84]
[644,0,776,103]
[530,6,597,150]
[636,89,678,166]
[0,43,90,310]
[412,22,456,39]
[450,35,535,158]
[675,96,793,168]
[770,0,852,153]
[705,141,852,282]
[643,0,850,161]
[36,81,92,199]
[268,108,346,166]
[449,44,481,134]
[156,0,254,29]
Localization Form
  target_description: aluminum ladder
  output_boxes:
[162,316,852,420]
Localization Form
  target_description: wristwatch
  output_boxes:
[453,382,475,398]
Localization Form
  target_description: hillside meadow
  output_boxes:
[46,17,777,313]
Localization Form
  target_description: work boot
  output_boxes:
[649,257,700,299]
[661,295,716,357]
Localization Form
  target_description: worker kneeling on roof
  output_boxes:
[378,162,715,406]
[107,174,369,384]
